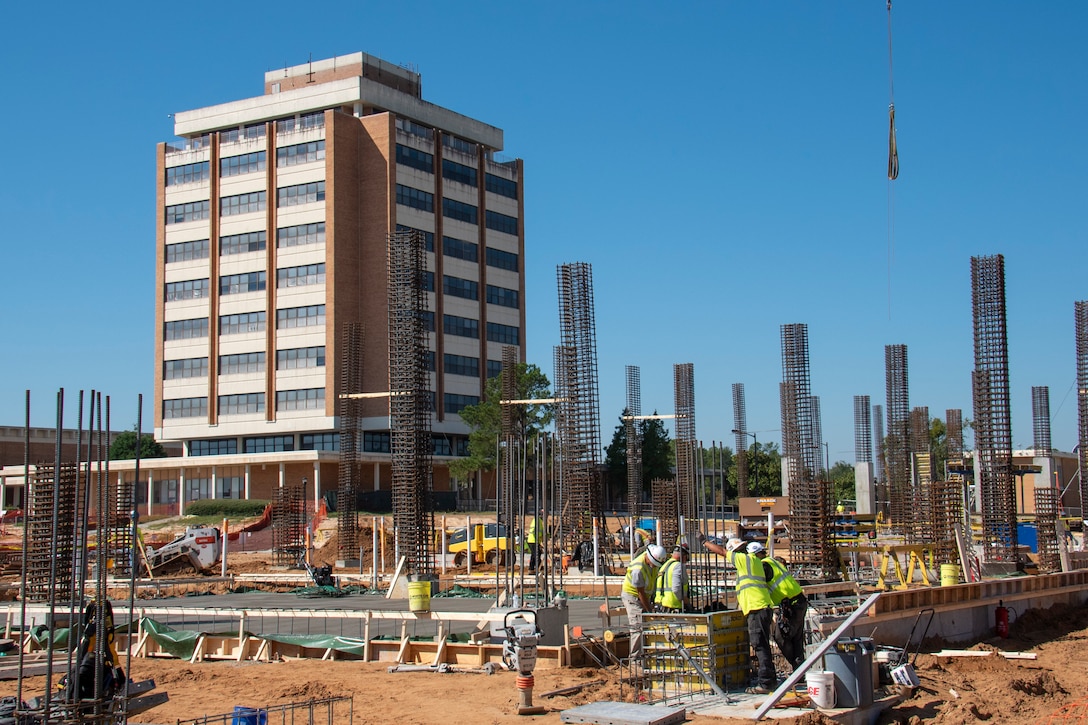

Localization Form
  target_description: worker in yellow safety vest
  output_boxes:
[526,509,544,570]
[703,537,776,694]
[655,543,692,612]
[747,541,809,672]
[621,543,668,658]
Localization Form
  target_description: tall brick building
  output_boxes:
[146,52,524,513]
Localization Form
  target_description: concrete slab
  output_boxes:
[560,701,687,725]
[687,691,902,723]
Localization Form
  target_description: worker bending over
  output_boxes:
[655,543,692,612]
[621,543,668,659]
[704,537,776,694]
[747,541,809,672]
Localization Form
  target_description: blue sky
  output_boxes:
[2,2,1085,460]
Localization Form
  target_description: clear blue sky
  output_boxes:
[2,2,1085,460]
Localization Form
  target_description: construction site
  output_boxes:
[1,238,1088,725]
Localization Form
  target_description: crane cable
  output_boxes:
[886,0,899,321]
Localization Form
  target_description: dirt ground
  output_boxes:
[3,518,1088,723]
[3,601,1087,724]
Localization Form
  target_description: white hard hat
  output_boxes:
[646,544,668,565]
[725,538,746,553]
[747,541,765,555]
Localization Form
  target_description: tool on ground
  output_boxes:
[890,607,933,687]
[502,609,545,715]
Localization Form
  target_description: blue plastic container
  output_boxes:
[232,707,267,725]
[1016,523,1038,553]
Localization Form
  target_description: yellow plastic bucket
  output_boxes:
[408,580,431,612]
[940,564,960,586]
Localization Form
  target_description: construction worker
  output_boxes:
[748,541,809,672]
[655,543,692,612]
[621,543,668,659]
[526,509,543,570]
[703,537,776,694]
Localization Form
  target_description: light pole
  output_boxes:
[731,429,757,452]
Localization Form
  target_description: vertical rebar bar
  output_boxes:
[732,383,749,499]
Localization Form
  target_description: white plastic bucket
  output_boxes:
[806,670,835,709]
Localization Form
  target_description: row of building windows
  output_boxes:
[221,231,266,256]
[276,111,325,134]
[168,351,508,381]
[444,236,476,262]
[487,321,519,345]
[485,210,518,236]
[165,278,209,302]
[221,151,265,178]
[486,284,519,308]
[164,347,326,378]
[396,184,433,212]
[443,198,477,224]
[166,161,210,187]
[219,123,266,143]
[277,263,325,287]
[220,271,265,295]
[443,275,478,300]
[165,223,324,264]
[277,140,325,167]
[422,270,435,292]
[445,393,479,414]
[486,247,518,271]
[166,305,325,340]
[443,159,476,187]
[485,172,517,199]
[396,144,433,173]
[443,134,475,155]
[444,353,478,377]
[164,388,326,418]
[169,182,325,225]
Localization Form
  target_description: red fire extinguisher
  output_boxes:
[995,600,1009,638]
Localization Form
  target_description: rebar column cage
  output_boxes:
[732,383,750,498]
[872,403,886,489]
[854,395,872,464]
[25,462,78,602]
[271,484,307,566]
[673,363,697,531]
[388,229,434,576]
[555,263,604,557]
[1034,486,1060,573]
[107,472,135,577]
[652,478,679,553]
[884,344,913,541]
[946,409,964,464]
[970,254,1017,565]
[811,395,825,479]
[1076,301,1088,525]
[337,323,363,559]
[626,365,643,521]
[927,479,962,565]
[499,345,519,571]
[780,323,833,577]
[1032,386,1052,456]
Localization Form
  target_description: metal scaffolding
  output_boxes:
[780,323,834,578]
[971,254,1017,567]
[555,263,604,557]
[1032,386,1052,456]
[884,344,913,541]
[626,365,643,521]
[732,383,750,498]
[337,323,363,560]
[1077,301,1088,524]
[854,395,872,464]
[388,229,434,577]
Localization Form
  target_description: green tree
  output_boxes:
[602,410,674,503]
[829,460,855,506]
[739,441,782,497]
[448,363,552,484]
[109,429,167,460]
[929,417,948,479]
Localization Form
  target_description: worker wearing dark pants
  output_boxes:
[526,510,543,570]
[748,541,809,671]
[705,538,776,694]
